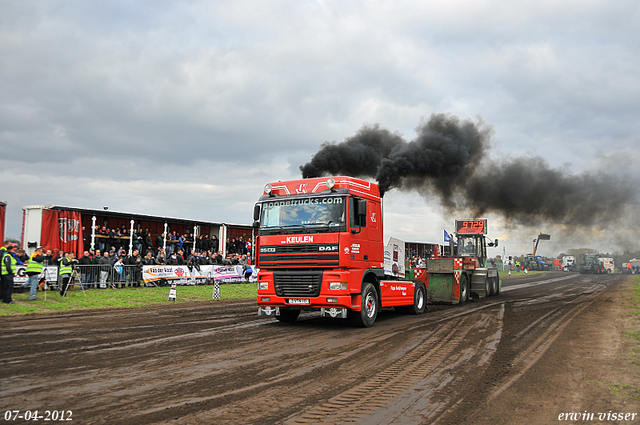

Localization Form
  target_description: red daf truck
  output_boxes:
[254,176,499,327]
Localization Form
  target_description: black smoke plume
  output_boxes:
[300,113,635,226]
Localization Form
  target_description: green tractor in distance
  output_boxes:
[522,233,551,271]
[579,253,605,274]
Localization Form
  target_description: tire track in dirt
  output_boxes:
[0,273,627,425]
[283,316,474,424]
[431,274,612,425]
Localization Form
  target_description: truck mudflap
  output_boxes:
[320,308,348,319]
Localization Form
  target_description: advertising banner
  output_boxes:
[41,209,84,255]
[13,265,59,288]
[143,265,255,285]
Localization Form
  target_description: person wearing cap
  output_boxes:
[1,244,19,304]
[25,247,51,301]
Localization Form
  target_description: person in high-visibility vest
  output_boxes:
[25,247,50,301]
[1,244,19,304]
[58,252,75,297]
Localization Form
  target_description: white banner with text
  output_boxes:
[143,265,256,285]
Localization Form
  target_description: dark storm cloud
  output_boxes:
[300,113,636,227]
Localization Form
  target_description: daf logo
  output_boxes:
[260,247,276,253]
[319,245,339,252]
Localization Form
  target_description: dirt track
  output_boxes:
[1,272,638,424]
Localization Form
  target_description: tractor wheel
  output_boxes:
[349,283,378,327]
[459,274,469,303]
[484,277,491,298]
[494,272,501,296]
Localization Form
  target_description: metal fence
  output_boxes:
[28,265,143,290]
[73,264,143,289]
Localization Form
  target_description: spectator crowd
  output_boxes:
[1,229,254,297]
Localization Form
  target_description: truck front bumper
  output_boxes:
[257,294,357,318]
[258,305,348,319]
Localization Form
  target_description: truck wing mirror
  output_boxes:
[357,199,367,218]
[494,239,499,248]
[253,204,261,228]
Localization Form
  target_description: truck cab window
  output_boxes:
[259,196,346,234]
[459,236,477,256]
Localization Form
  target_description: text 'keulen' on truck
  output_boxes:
[253,176,501,327]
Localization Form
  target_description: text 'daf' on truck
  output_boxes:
[253,176,501,327]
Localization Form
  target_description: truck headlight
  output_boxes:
[258,281,269,290]
[329,282,347,290]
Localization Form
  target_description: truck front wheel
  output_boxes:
[350,283,378,327]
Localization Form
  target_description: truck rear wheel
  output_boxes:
[484,277,491,298]
[459,274,469,303]
[494,272,500,295]
[399,282,426,315]
[276,308,300,323]
[489,276,497,296]
[350,283,378,327]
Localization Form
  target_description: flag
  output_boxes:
[444,229,457,246]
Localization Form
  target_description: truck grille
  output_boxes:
[259,244,339,268]
[274,271,323,298]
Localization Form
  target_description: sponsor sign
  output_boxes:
[13,265,59,288]
[143,265,256,285]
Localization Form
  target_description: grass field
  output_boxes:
[629,275,640,341]
[0,283,258,316]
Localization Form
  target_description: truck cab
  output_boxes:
[254,176,400,326]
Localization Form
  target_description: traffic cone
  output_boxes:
[168,282,177,302]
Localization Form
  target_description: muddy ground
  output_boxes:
[0,272,638,424]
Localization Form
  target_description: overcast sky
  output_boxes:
[1,0,639,257]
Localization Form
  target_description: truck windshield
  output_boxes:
[260,196,346,234]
